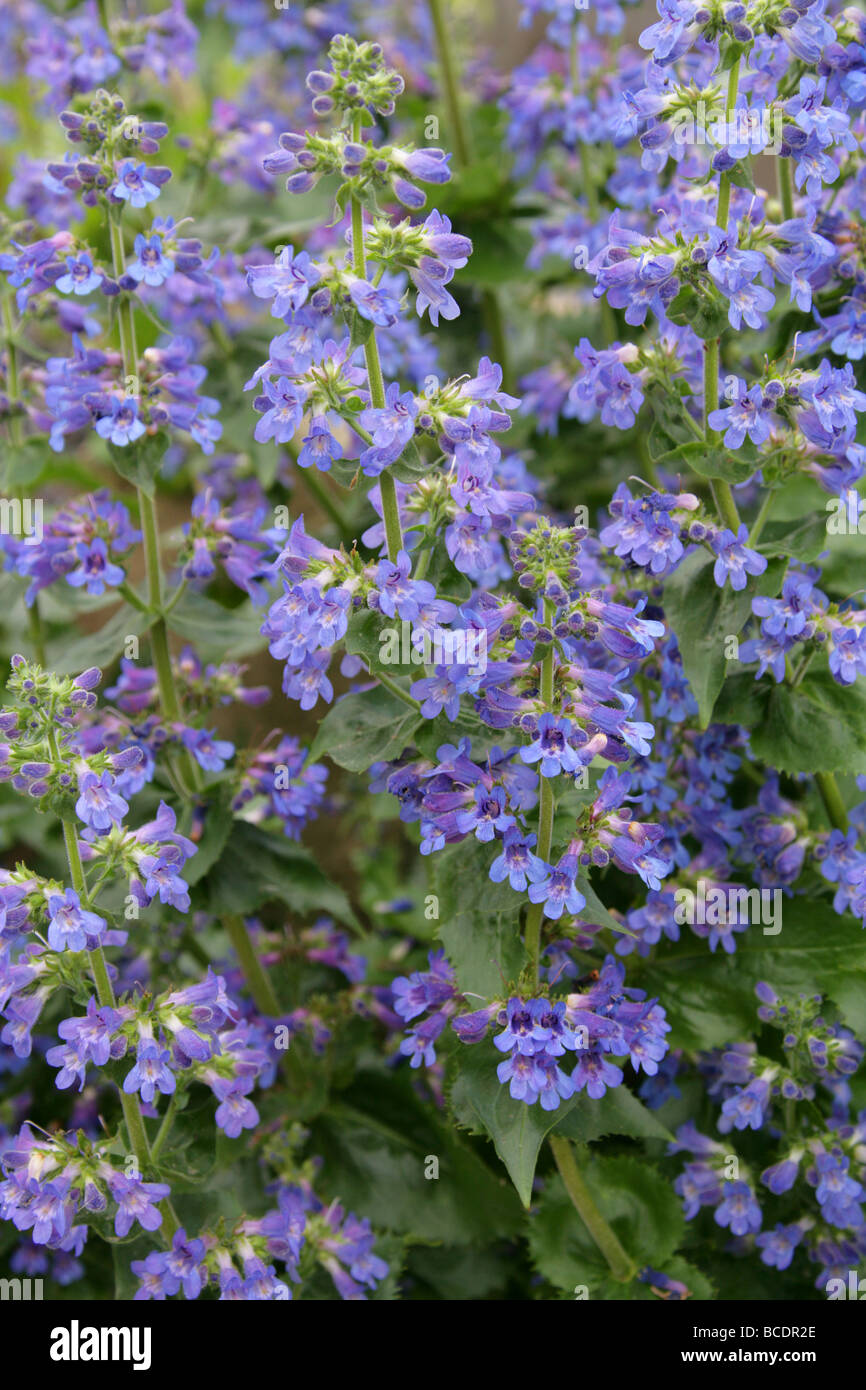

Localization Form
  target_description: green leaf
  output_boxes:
[184,784,236,886]
[309,685,423,771]
[107,432,167,497]
[756,514,827,563]
[553,1085,673,1145]
[47,603,154,674]
[2,438,51,489]
[727,159,756,193]
[347,307,374,350]
[413,706,490,761]
[449,1039,574,1206]
[390,435,431,483]
[194,820,357,924]
[714,668,866,775]
[432,836,524,996]
[528,1158,684,1292]
[311,1067,523,1243]
[666,287,729,340]
[664,550,784,727]
[577,873,633,936]
[661,438,757,483]
[166,592,266,661]
[638,895,866,1049]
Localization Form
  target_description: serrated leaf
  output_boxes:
[450,1038,574,1206]
[553,1085,673,1145]
[107,432,167,497]
[194,819,357,924]
[638,895,866,1049]
[528,1158,684,1292]
[664,550,784,727]
[309,685,422,771]
[167,591,266,661]
[47,603,154,674]
[714,668,866,774]
[311,1067,522,1243]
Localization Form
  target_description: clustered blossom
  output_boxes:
[0,0,865,1310]
[392,950,669,1110]
[667,984,866,1289]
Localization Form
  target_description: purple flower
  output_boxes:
[253,377,307,444]
[212,1077,259,1138]
[710,525,768,591]
[714,1181,762,1236]
[123,1040,176,1104]
[75,769,128,832]
[95,397,147,447]
[56,253,102,296]
[111,160,161,208]
[66,538,125,596]
[246,246,320,318]
[519,713,582,778]
[358,384,418,477]
[374,549,435,622]
[46,888,106,952]
[128,233,175,286]
[489,828,548,892]
[107,1172,170,1238]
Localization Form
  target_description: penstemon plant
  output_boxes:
[0,0,864,1312]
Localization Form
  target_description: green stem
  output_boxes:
[3,293,46,662]
[715,57,741,231]
[373,665,422,711]
[108,215,200,796]
[748,487,775,546]
[224,914,281,1016]
[426,0,470,165]
[703,338,741,532]
[150,1092,179,1163]
[815,772,848,833]
[349,116,403,562]
[777,156,795,222]
[549,1137,636,1282]
[55,780,178,1237]
[524,602,556,986]
[425,0,510,387]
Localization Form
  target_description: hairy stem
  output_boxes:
[425,0,511,386]
[715,57,741,232]
[224,914,281,1016]
[549,1136,636,1282]
[3,292,46,662]
[776,155,795,222]
[524,601,556,985]
[703,338,741,532]
[55,784,178,1237]
[108,213,200,797]
[349,116,403,562]
[815,772,848,833]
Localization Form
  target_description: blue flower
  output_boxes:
[56,252,102,296]
[66,538,125,596]
[128,233,175,286]
[95,397,147,447]
[46,888,106,952]
[111,160,161,208]
[123,1040,176,1104]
